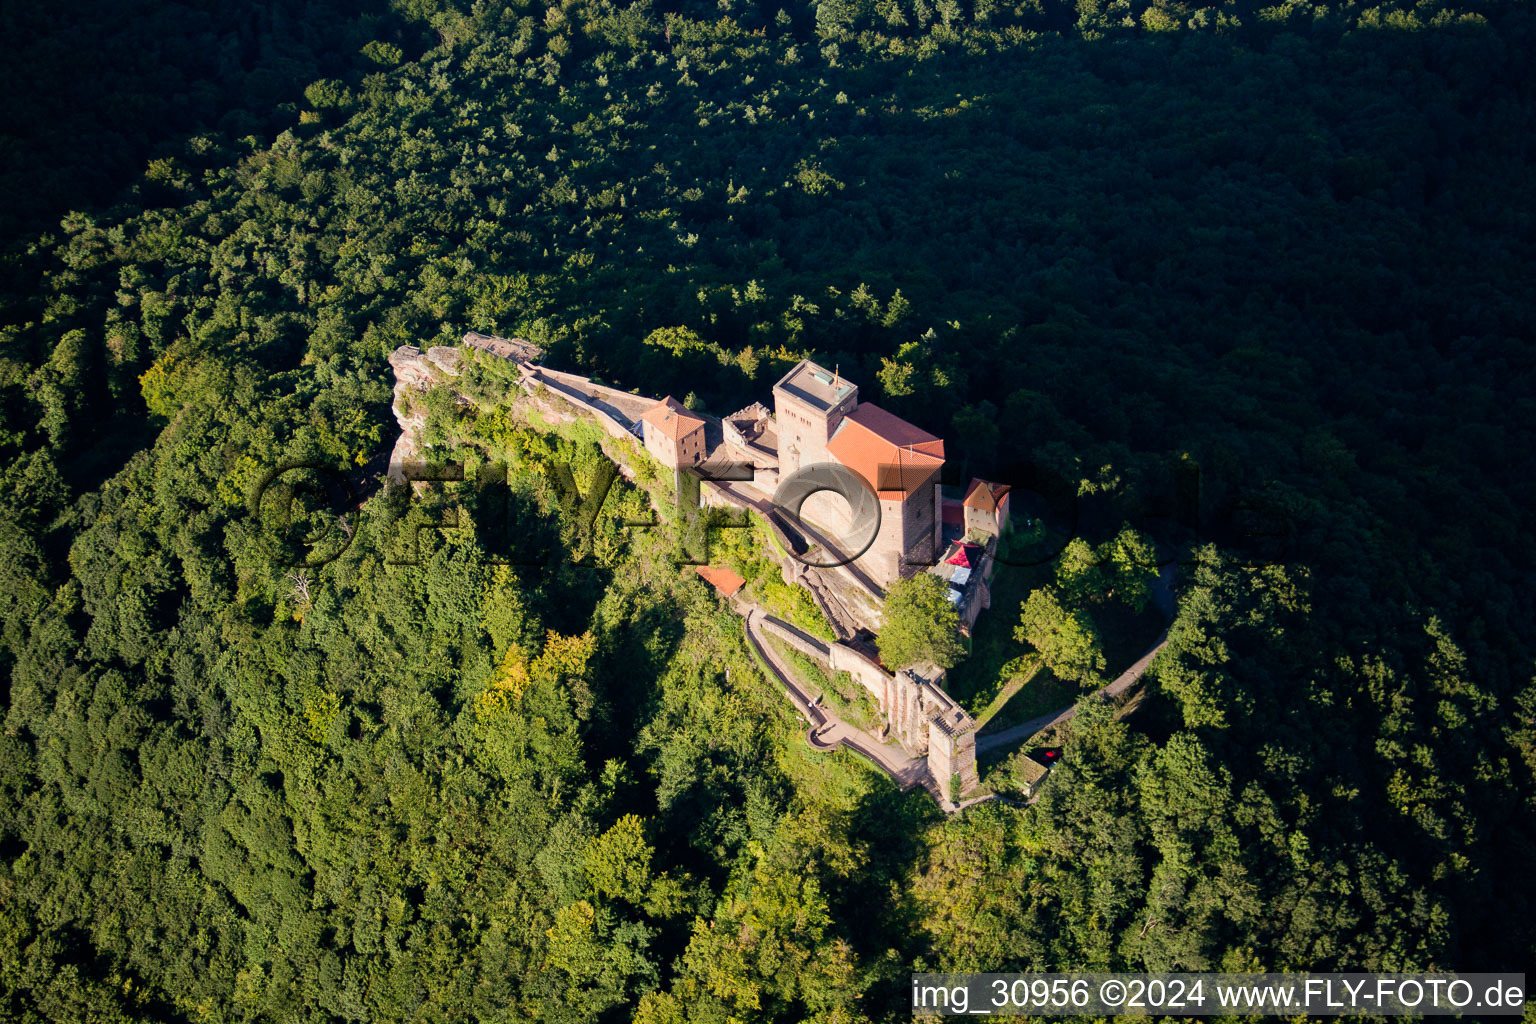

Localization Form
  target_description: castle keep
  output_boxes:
[772,359,945,589]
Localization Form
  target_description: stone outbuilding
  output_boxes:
[639,395,707,469]
[962,477,1011,539]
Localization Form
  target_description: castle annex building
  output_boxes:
[773,359,945,588]
[639,395,707,468]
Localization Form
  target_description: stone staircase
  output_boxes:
[802,568,861,641]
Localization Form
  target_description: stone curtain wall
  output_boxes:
[757,615,832,661]
[759,617,979,794]
[827,643,890,705]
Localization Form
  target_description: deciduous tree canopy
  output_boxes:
[0,0,1533,1018]
[879,573,967,669]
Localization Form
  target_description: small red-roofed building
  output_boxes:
[639,396,707,469]
[962,477,1011,539]
[694,564,746,598]
[946,542,983,569]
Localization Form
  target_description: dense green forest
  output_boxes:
[2,0,1534,1017]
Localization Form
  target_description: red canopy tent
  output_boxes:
[946,543,982,568]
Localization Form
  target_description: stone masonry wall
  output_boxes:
[761,616,979,796]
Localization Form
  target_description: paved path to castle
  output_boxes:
[975,562,1179,754]
[743,562,1179,809]
[974,631,1169,754]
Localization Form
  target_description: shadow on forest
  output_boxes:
[578,12,1523,468]
[836,781,945,1013]
[0,0,431,249]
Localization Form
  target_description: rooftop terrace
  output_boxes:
[773,359,858,411]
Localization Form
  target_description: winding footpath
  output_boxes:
[974,630,1167,753]
[743,562,1181,811]
[742,608,933,793]
[975,562,1179,754]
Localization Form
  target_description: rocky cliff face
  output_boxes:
[423,346,462,376]
[384,335,545,483]
[386,346,436,483]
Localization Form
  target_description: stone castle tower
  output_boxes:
[772,359,944,587]
[772,360,859,481]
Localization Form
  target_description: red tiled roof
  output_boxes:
[694,564,746,597]
[826,403,944,498]
[640,395,706,441]
[962,477,1010,512]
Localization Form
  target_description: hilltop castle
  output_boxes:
[389,334,1011,806]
